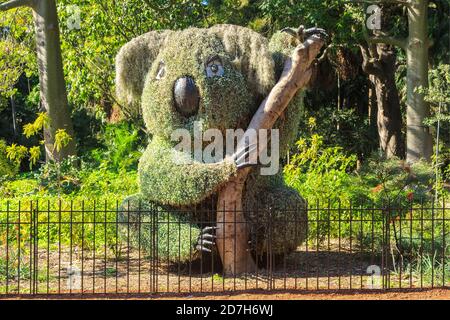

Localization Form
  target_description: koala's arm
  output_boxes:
[138,138,237,206]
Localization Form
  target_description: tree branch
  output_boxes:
[359,44,384,78]
[216,34,325,275]
[367,35,407,50]
[0,0,33,11]
[362,15,407,51]
[317,44,334,63]
[343,0,410,5]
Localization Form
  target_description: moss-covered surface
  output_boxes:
[115,25,308,263]
[119,194,201,263]
[115,30,173,118]
[243,171,308,258]
[138,137,237,206]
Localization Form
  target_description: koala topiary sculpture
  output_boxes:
[115,24,320,265]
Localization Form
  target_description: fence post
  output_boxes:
[150,202,156,294]
[268,207,274,291]
[384,205,391,290]
[381,206,386,290]
[32,206,38,295]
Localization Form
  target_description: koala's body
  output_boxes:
[116,25,307,264]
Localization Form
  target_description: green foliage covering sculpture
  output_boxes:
[115,24,310,265]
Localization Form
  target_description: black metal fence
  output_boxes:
[0,199,448,296]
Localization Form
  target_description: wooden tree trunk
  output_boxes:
[368,76,377,126]
[361,44,404,159]
[216,36,325,275]
[11,96,17,137]
[405,0,432,163]
[374,69,404,159]
[33,0,76,161]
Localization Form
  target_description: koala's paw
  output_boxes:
[304,27,328,41]
[231,143,258,170]
[195,226,217,254]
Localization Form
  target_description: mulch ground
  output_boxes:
[2,243,448,300]
[1,288,449,300]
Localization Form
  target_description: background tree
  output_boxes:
[366,0,434,163]
[359,3,406,159]
[1,0,448,201]
[0,0,76,162]
[256,0,385,159]
[360,43,404,158]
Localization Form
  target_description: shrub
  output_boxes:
[77,166,138,197]
[356,155,435,207]
[284,136,437,248]
[0,178,39,198]
[0,140,18,178]
[36,155,82,194]
[90,122,143,172]
[0,156,138,199]
[284,134,359,205]
[0,200,124,261]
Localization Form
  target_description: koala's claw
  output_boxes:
[195,226,217,254]
[232,143,258,170]
[304,27,328,41]
[282,25,328,42]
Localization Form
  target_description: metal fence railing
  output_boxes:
[0,199,448,296]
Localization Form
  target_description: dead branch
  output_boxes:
[216,34,325,275]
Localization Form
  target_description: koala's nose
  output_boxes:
[173,77,200,117]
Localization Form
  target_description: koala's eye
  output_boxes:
[206,56,224,78]
[156,61,166,80]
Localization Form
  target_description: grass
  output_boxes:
[407,255,450,286]
[0,254,31,281]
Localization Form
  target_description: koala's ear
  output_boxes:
[115,30,171,118]
[208,24,276,100]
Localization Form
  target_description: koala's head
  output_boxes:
[116,25,276,140]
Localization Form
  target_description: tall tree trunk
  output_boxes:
[33,0,76,161]
[10,96,17,137]
[360,44,404,158]
[1,0,76,161]
[368,76,377,126]
[374,74,404,158]
[405,0,432,163]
